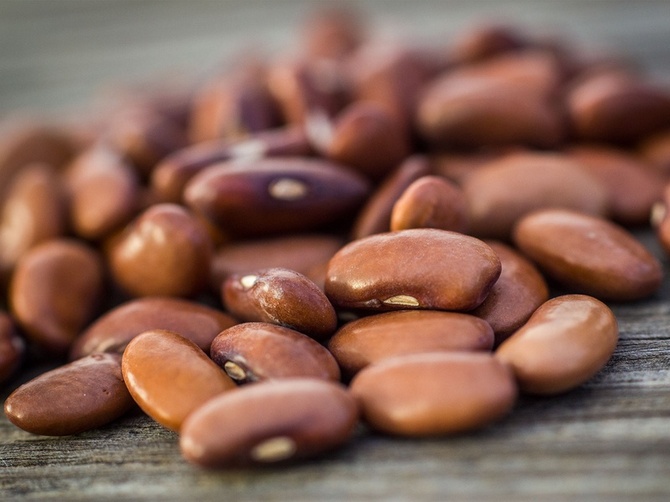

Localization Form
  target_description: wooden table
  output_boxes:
[1,1,670,500]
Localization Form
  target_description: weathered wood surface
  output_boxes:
[1,1,670,500]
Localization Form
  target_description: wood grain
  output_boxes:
[1,1,670,500]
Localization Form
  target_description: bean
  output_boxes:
[222,268,337,340]
[495,294,619,395]
[513,208,663,301]
[70,296,237,359]
[184,157,370,237]
[470,241,549,346]
[350,352,517,436]
[108,203,212,298]
[390,175,469,233]
[10,239,105,356]
[462,151,609,239]
[325,228,501,312]
[180,378,358,468]
[210,322,340,383]
[328,310,494,378]
[4,353,133,436]
[122,329,236,432]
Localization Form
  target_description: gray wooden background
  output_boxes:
[1,1,670,500]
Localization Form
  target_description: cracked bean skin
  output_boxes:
[222,268,337,341]
[513,208,663,301]
[180,378,358,468]
[122,329,236,432]
[495,294,619,395]
[328,310,494,378]
[325,228,501,312]
[210,322,340,384]
[350,352,517,436]
[4,353,133,436]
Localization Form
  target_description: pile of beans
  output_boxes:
[2,6,670,469]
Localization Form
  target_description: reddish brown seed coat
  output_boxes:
[328,310,494,377]
[70,296,237,360]
[325,228,501,312]
[222,268,337,340]
[495,294,619,395]
[180,378,359,468]
[513,208,663,301]
[210,322,340,383]
[4,353,133,436]
[350,352,517,436]
[122,329,236,432]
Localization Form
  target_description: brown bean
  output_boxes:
[495,294,618,394]
[0,163,67,283]
[108,203,212,298]
[567,70,670,143]
[4,353,133,436]
[210,322,340,383]
[390,175,469,233]
[470,241,549,346]
[309,101,410,180]
[65,146,141,240]
[351,155,431,240]
[151,126,311,204]
[462,151,609,239]
[639,128,670,178]
[350,352,517,436]
[184,157,370,237]
[70,297,237,360]
[188,63,281,144]
[513,208,663,301]
[10,239,105,356]
[222,268,337,340]
[328,310,494,377]
[210,234,343,292]
[568,145,664,226]
[0,311,24,384]
[325,228,501,312]
[0,121,76,203]
[449,23,527,64]
[417,56,564,148]
[180,378,358,468]
[653,184,670,256]
[121,329,236,432]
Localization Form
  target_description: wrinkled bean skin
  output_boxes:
[4,353,133,436]
[223,268,337,340]
[210,234,343,291]
[325,228,501,312]
[568,145,665,226]
[513,209,663,301]
[390,175,469,233]
[122,329,236,432]
[180,378,358,468]
[0,163,67,283]
[567,71,670,143]
[10,239,105,356]
[184,157,370,237]
[0,311,24,384]
[496,295,619,395]
[462,151,609,239]
[70,297,237,360]
[328,310,494,377]
[313,101,410,180]
[470,241,549,346]
[210,322,340,383]
[351,155,431,240]
[151,126,311,204]
[108,203,212,298]
[65,146,141,240]
[350,352,517,436]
